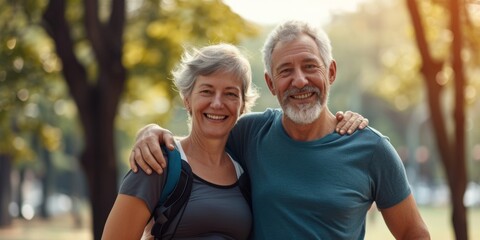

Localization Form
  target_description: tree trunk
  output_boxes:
[449,0,468,239]
[39,146,53,219]
[32,131,53,219]
[42,0,126,239]
[80,92,120,239]
[0,154,12,227]
[406,0,468,239]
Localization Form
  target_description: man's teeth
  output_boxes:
[292,93,312,99]
[206,114,226,120]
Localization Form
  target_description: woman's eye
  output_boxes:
[226,92,239,97]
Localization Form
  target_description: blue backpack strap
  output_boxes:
[151,146,193,239]
[159,145,182,203]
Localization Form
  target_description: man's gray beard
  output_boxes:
[284,101,323,125]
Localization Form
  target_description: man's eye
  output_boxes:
[279,69,292,76]
[304,64,322,73]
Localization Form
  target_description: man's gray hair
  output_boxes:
[261,20,333,77]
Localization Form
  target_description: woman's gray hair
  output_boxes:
[261,20,333,77]
[172,43,259,113]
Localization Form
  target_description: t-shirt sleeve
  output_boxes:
[226,109,277,168]
[226,118,249,167]
[118,169,167,212]
[370,137,411,209]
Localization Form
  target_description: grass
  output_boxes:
[365,206,480,239]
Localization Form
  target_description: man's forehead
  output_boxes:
[272,36,319,57]
[272,50,321,68]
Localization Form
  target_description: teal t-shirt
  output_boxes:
[227,108,411,239]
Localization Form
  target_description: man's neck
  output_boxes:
[281,108,337,142]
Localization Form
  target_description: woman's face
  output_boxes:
[186,70,244,139]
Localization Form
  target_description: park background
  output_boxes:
[0,0,479,239]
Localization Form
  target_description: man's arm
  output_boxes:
[130,111,369,174]
[380,194,430,239]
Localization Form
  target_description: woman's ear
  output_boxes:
[184,98,191,115]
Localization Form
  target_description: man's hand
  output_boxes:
[335,111,369,135]
[128,124,176,174]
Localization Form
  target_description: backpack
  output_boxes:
[150,146,251,239]
[150,146,193,239]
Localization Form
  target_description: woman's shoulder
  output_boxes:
[119,168,167,212]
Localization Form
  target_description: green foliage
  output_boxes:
[0,0,260,170]
[118,0,260,146]
[327,0,424,113]
[327,0,479,115]
[0,0,68,164]
[326,0,480,183]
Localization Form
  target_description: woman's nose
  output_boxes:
[210,94,223,108]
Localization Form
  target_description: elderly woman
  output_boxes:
[102,43,257,239]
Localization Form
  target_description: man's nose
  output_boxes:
[291,69,308,88]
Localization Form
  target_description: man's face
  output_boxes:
[265,34,334,125]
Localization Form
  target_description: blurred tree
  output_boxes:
[405,0,480,239]
[327,1,418,145]
[38,0,258,239]
[0,0,61,226]
[42,1,127,238]
[0,155,12,226]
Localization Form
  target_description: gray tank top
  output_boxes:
[119,141,252,239]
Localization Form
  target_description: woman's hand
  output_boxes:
[335,111,369,135]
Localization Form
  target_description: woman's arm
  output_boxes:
[102,194,152,240]
[335,110,369,135]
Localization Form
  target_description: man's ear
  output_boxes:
[264,72,276,96]
[328,60,337,84]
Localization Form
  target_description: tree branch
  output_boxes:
[42,0,89,114]
[84,0,107,68]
